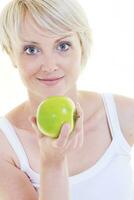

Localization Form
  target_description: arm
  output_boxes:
[0,129,38,200]
[33,122,72,200]
[0,158,38,200]
[31,102,84,200]
[39,157,70,200]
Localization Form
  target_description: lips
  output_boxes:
[37,76,64,86]
[37,77,63,81]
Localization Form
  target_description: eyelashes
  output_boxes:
[57,41,72,51]
[23,46,40,55]
[23,41,72,55]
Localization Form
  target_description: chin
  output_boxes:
[35,86,69,98]
[29,78,72,98]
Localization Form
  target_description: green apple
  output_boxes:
[36,96,77,138]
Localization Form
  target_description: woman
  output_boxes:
[0,0,134,199]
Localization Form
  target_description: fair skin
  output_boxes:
[0,13,134,200]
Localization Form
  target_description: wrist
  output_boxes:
[40,155,68,168]
[40,156,69,178]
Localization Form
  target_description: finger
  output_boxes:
[65,131,78,150]
[64,129,81,150]
[72,134,78,149]
[76,129,84,148]
[65,103,84,149]
[74,105,83,135]
[74,103,84,147]
[75,102,83,118]
[53,123,71,148]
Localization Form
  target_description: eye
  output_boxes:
[57,41,72,52]
[24,46,40,55]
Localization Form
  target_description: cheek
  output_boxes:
[70,51,82,78]
[17,57,40,76]
[64,51,81,72]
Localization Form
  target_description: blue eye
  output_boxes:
[57,42,71,52]
[24,46,40,55]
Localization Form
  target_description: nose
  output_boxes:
[40,54,58,73]
[40,64,58,72]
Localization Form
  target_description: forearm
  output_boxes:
[39,157,71,200]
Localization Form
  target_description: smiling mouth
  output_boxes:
[37,77,64,81]
[36,76,64,86]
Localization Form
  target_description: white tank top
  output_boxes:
[0,93,134,200]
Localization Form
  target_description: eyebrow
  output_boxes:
[22,34,73,44]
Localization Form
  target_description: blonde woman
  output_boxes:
[0,0,134,200]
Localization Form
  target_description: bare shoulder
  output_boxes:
[0,130,38,199]
[79,90,134,146]
[113,93,134,146]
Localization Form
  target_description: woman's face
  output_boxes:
[12,14,82,98]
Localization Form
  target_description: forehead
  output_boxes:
[20,13,77,42]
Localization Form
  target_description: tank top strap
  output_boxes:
[0,116,30,171]
[101,93,131,153]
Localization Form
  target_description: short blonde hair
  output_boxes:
[0,0,92,68]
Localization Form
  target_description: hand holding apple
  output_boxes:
[30,101,84,163]
[36,96,78,138]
